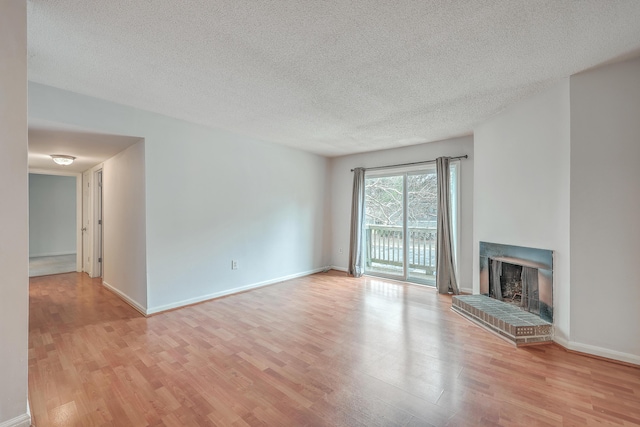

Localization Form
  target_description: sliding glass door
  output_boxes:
[364,175,404,278]
[364,164,458,285]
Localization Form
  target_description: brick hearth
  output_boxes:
[452,295,553,346]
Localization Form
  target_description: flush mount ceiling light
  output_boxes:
[50,154,76,166]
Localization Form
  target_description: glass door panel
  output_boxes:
[364,175,404,278]
[407,171,438,284]
[363,164,456,286]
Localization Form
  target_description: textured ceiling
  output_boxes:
[29,121,142,173]
[27,1,640,157]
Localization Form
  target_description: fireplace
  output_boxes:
[479,242,553,323]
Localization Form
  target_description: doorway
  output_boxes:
[28,171,82,277]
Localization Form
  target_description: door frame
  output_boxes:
[363,169,434,284]
[82,169,91,274]
[93,168,103,277]
[362,160,461,285]
[82,163,104,278]
[29,168,83,272]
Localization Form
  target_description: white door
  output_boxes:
[82,171,91,274]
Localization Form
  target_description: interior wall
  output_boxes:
[329,136,474,291]
[569,57,640,363]
[102,140,147,311]
[473,79,571,342]
[0,1,30,426]
[144,128,329,313]
[28,82,330,314]
[28,173,77,257]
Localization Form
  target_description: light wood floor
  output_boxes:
[29,271,640,426]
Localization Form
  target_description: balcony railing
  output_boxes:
[365,224,437,277]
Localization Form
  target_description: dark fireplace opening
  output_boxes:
[500,262,522,304]
[488,259,541,317]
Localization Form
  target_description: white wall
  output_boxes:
[473,80,571,342]
[569,57,640,363]
[28,173,77,257]
[144,127,329,312]
[28,83,330,314]
[0,1,30,426]
[329,136,474,291]
[102,141,147,311]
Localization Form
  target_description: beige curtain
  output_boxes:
[436,157,460,294]
[348,168,365,277]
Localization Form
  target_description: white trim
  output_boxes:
[146,267,328,315]
[102,280,147,316]
[75,172,83,271]
[554,337,640,366]
[82,170,92,277]
[459,287,473,294]
[92,168,103,278]
[82,163,105,278]
[0,413,31,427]
[553,335,570,348]
[331,265,348,272]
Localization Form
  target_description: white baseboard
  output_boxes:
[146,267,329,315]
[330,265,348,272]
[554,337,640,366]
[0,413,31,427]
[102,281,147,316]
[553,335,570,348]
[459,287,473,294]
[29,251,76,258]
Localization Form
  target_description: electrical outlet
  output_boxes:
[231,260,238,270]
[339,248,343,254]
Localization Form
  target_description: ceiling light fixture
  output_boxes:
[50,154,76,166]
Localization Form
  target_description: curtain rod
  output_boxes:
[350,154,468,172]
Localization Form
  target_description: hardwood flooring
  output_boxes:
[29,271,640,426]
